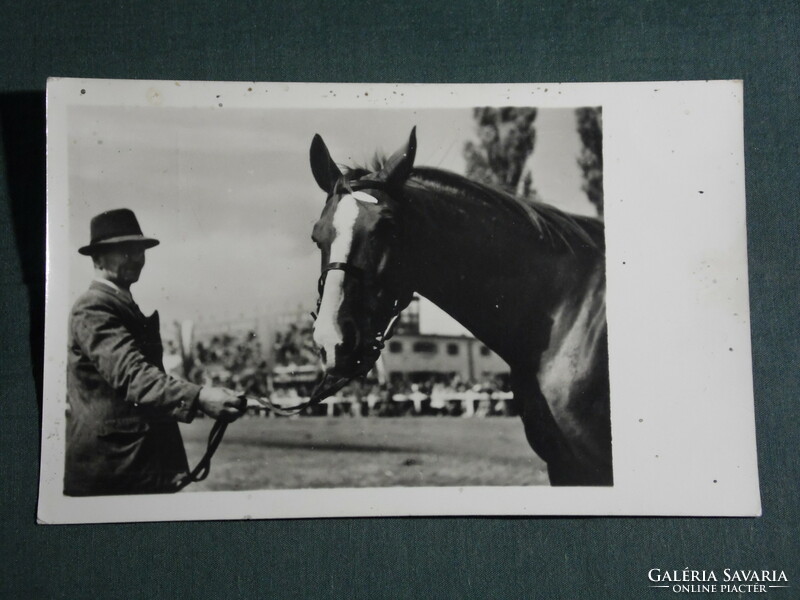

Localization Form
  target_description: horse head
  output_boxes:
[308,128,417,392]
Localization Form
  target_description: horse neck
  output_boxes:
[398,176,600,365]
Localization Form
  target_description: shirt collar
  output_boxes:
[94,277,134,302]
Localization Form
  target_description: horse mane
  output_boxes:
[342,159,603,255]
[341,154,385,181]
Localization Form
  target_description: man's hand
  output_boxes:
[197,387,246,422]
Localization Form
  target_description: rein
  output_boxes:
[176,418,229,490]
[244,391,336,416]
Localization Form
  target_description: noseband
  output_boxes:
[316,261,364,295]
[312,259,405,356]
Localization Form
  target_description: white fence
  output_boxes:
[244,389,515,417]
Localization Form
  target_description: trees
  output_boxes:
[576,107,604,217]
[463,107,539,199]
[464,105,604,217]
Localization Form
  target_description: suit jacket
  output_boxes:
[64,281,202,496]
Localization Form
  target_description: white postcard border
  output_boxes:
[39,79,760,523]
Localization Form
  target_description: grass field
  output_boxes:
[180,416,549,491]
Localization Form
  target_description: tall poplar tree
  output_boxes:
[463,107,538,199]
[576,107,604,217]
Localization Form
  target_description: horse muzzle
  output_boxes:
[311,349,379,403]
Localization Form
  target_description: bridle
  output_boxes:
[311,178,411,353]
[312,260,406,357]
[246,179,411,417]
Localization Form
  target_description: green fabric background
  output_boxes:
[1,2,797,598]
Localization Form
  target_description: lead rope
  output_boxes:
[247,394,325,416]
[175,418,229,490]
[175,390,309,493]
[176,290,407,489]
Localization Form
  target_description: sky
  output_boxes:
[67,104,596,336]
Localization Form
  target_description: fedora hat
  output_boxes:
[78,208,160,255]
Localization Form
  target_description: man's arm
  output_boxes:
[72,300,238,422]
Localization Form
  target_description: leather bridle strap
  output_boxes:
[245,389,342,416]
[336,178,391,195]
[315,259,405,348]
[314,262,366,319]
[319,261,364,283]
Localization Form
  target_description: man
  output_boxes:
[65,208,245,496]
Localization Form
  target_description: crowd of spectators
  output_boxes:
[167,330,271,398]
[273,320,318,366]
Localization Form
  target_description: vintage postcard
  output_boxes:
[38,79,759,523]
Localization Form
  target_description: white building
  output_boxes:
[381,296,509,382]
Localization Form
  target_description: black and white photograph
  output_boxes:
[39,79,759,522]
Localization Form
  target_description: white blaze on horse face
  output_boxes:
[313,195,361,368]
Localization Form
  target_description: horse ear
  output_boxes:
[380,126,417,186]
[310,134,343,194]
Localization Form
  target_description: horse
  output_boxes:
[308,127,612,486]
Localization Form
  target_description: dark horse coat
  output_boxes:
[64,281,201,496]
